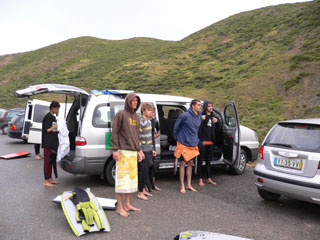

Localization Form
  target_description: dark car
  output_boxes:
[8,113,26,142]
[0,108,8,128]
[0,108,25,134]
[0,108,7,120]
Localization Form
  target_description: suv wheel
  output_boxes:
[2,125,8,135]
[104,159,116,186]
[258,188,281,201]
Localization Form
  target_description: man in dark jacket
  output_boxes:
[198,101,221,186]
[174,99,202,193]
[42,101,60,188]
[111,92,144,217]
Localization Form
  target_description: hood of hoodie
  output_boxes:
[125,92,141,113]
[202,101,213,114]
[187,107,201,118]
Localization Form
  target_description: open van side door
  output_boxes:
[222,102,240,165]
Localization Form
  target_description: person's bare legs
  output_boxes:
[186,160,197,192]
[179,161,186,193]
[124,193,141,212]
[116,193,129,217]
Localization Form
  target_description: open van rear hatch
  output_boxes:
[15,83,89,97]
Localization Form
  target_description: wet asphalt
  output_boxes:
[0,134,320,240]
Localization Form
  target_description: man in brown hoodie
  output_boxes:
[111,92,145,217]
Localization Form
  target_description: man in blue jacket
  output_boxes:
[174,99,202,193]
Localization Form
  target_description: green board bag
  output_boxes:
[105,131,112,150]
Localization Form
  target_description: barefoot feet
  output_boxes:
[186,186,197,192]
[43,180,54,188]
[199,179,205,186]
[117,208,129,217]
[207,178,217,185]
[124,204,141,212]
[138,193,149,200]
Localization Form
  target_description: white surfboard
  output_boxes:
[53,193,117,210]
[176,231,253,240]
[61,190,111,237]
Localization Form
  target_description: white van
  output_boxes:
[22,99,72,143]
[16,83,258,185]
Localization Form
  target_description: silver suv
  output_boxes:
[16,84,258,185]
[254,119,320,205]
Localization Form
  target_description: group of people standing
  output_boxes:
[38,94,220,217]
[111,93,220,217]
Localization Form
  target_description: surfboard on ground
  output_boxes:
[53,193,117,210]
[61,189,111,237]
[0,152,30,159]
[174,231,253,240]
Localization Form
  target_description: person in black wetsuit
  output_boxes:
[42,101,60,188]
[150,106,161,191]
[198,101,221,186]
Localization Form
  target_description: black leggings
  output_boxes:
[138,151,155,192]
[34,144,40,155]
[198,144,214,180]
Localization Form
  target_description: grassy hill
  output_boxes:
[0,0,319,140]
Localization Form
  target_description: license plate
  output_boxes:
[274,157,302,170]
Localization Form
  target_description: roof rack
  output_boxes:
[91,90,133,96]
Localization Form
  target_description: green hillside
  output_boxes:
[0,0,319,140]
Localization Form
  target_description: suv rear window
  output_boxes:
[265,123,320,153]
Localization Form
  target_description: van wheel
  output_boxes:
[2,125,8,135]
[230,151,246,175]
[104,159,116,186]
[258,188,281,201]
[240,149,248,163]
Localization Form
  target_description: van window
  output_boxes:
[92,105,111,128]
[110,102,125,120]
[156,104,186,151]
[33,105,49,123]
[27,105,33,120]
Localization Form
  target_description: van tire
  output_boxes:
[104,159,116,186]
[230,150,247,175]
[258,188,281,201]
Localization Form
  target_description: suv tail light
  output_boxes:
[318,161,320,169]
[75,136,87,146]
[10,124,16,130]
[258,146,264,160]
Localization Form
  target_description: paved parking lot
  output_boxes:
[1,134,320,240]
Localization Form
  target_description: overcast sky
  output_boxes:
[0,0,310,55]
